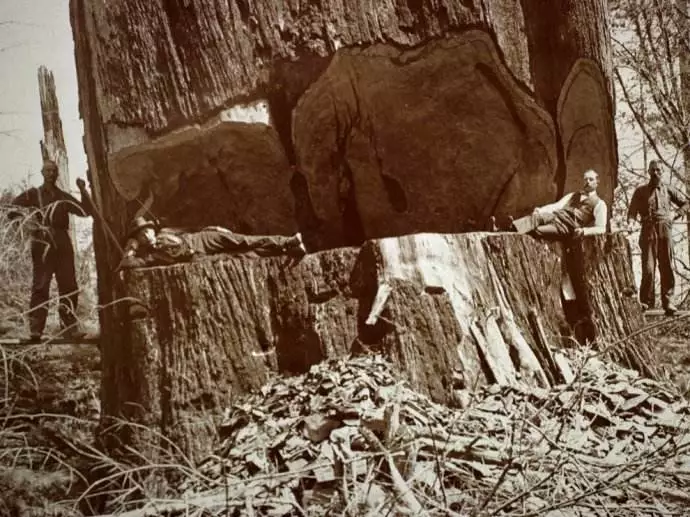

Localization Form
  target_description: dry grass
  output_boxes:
[0,191,102,516]
[0,191,34,335]
[651,320,690,397]
[0,188,98,339]
[2,189,690,516]
[0,342,100,516]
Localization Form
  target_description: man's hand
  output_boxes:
[573,228,585,239]
[76,178,87,191]
[116,255,142,272]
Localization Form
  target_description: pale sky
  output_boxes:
[0,0,85,193]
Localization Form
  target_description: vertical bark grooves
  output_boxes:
[111,234,653,461]
[70,0,138,425]
[520,0,615,200]
[68,0,630,463]
[566,234,657,378]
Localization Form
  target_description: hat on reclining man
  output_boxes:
[127,216,156,240]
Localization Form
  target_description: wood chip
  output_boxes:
[185,353,690,516]
[303,414,341,443]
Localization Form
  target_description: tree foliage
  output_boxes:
[610,0,690,303]
[611,0,689,168]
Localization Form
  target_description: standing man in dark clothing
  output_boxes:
[9,159,92,340]
[627,160,688,316]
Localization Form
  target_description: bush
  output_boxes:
[0,467,80,517]
[0,189,33,335]
[0,186,98,338]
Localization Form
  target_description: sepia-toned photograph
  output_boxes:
[1,1,690,515]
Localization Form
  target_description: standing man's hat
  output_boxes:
[127,216,156,239]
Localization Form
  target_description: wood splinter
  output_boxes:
[365,283,392,326]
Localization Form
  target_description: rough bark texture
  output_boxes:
[567,233,657,378]
[69,0,632,461]
[112,234,651,461]
[113,250,360,458]
[71,0,615,248]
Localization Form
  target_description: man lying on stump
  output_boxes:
[116,216,307,270]
[512,170,608,239]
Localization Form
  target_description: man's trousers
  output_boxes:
[192,227,298,256]
[29,229,79,336]
[639,220,675,310]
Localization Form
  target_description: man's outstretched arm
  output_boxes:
[116,255,149,270]
[115,238,143,272]
[122,237,139,258]
[60,179,93,217]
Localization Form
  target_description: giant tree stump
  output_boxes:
[68,0,627,462]
[70,0,616,366]
[109,233,652,461]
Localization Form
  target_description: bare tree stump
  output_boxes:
[108,233,654,462]
[67,0,632,462]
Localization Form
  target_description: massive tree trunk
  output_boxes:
[112,233,651,461]
[71,0,615,248]
[69,0,632,460]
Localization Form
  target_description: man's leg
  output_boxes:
[202,228,301,255]
[532,224,568,239]
[527,212,573,240]
[511,214,538,234]
[54,235,80,331]
[639,229,657,309]
[29,241,54,338]
[657,223,676,311]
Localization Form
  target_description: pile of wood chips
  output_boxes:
[169,352,690,516]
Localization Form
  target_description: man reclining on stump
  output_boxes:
[117,216,307,269]
[512,170,608,239]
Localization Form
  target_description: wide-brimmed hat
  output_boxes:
[127,216,156,239]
